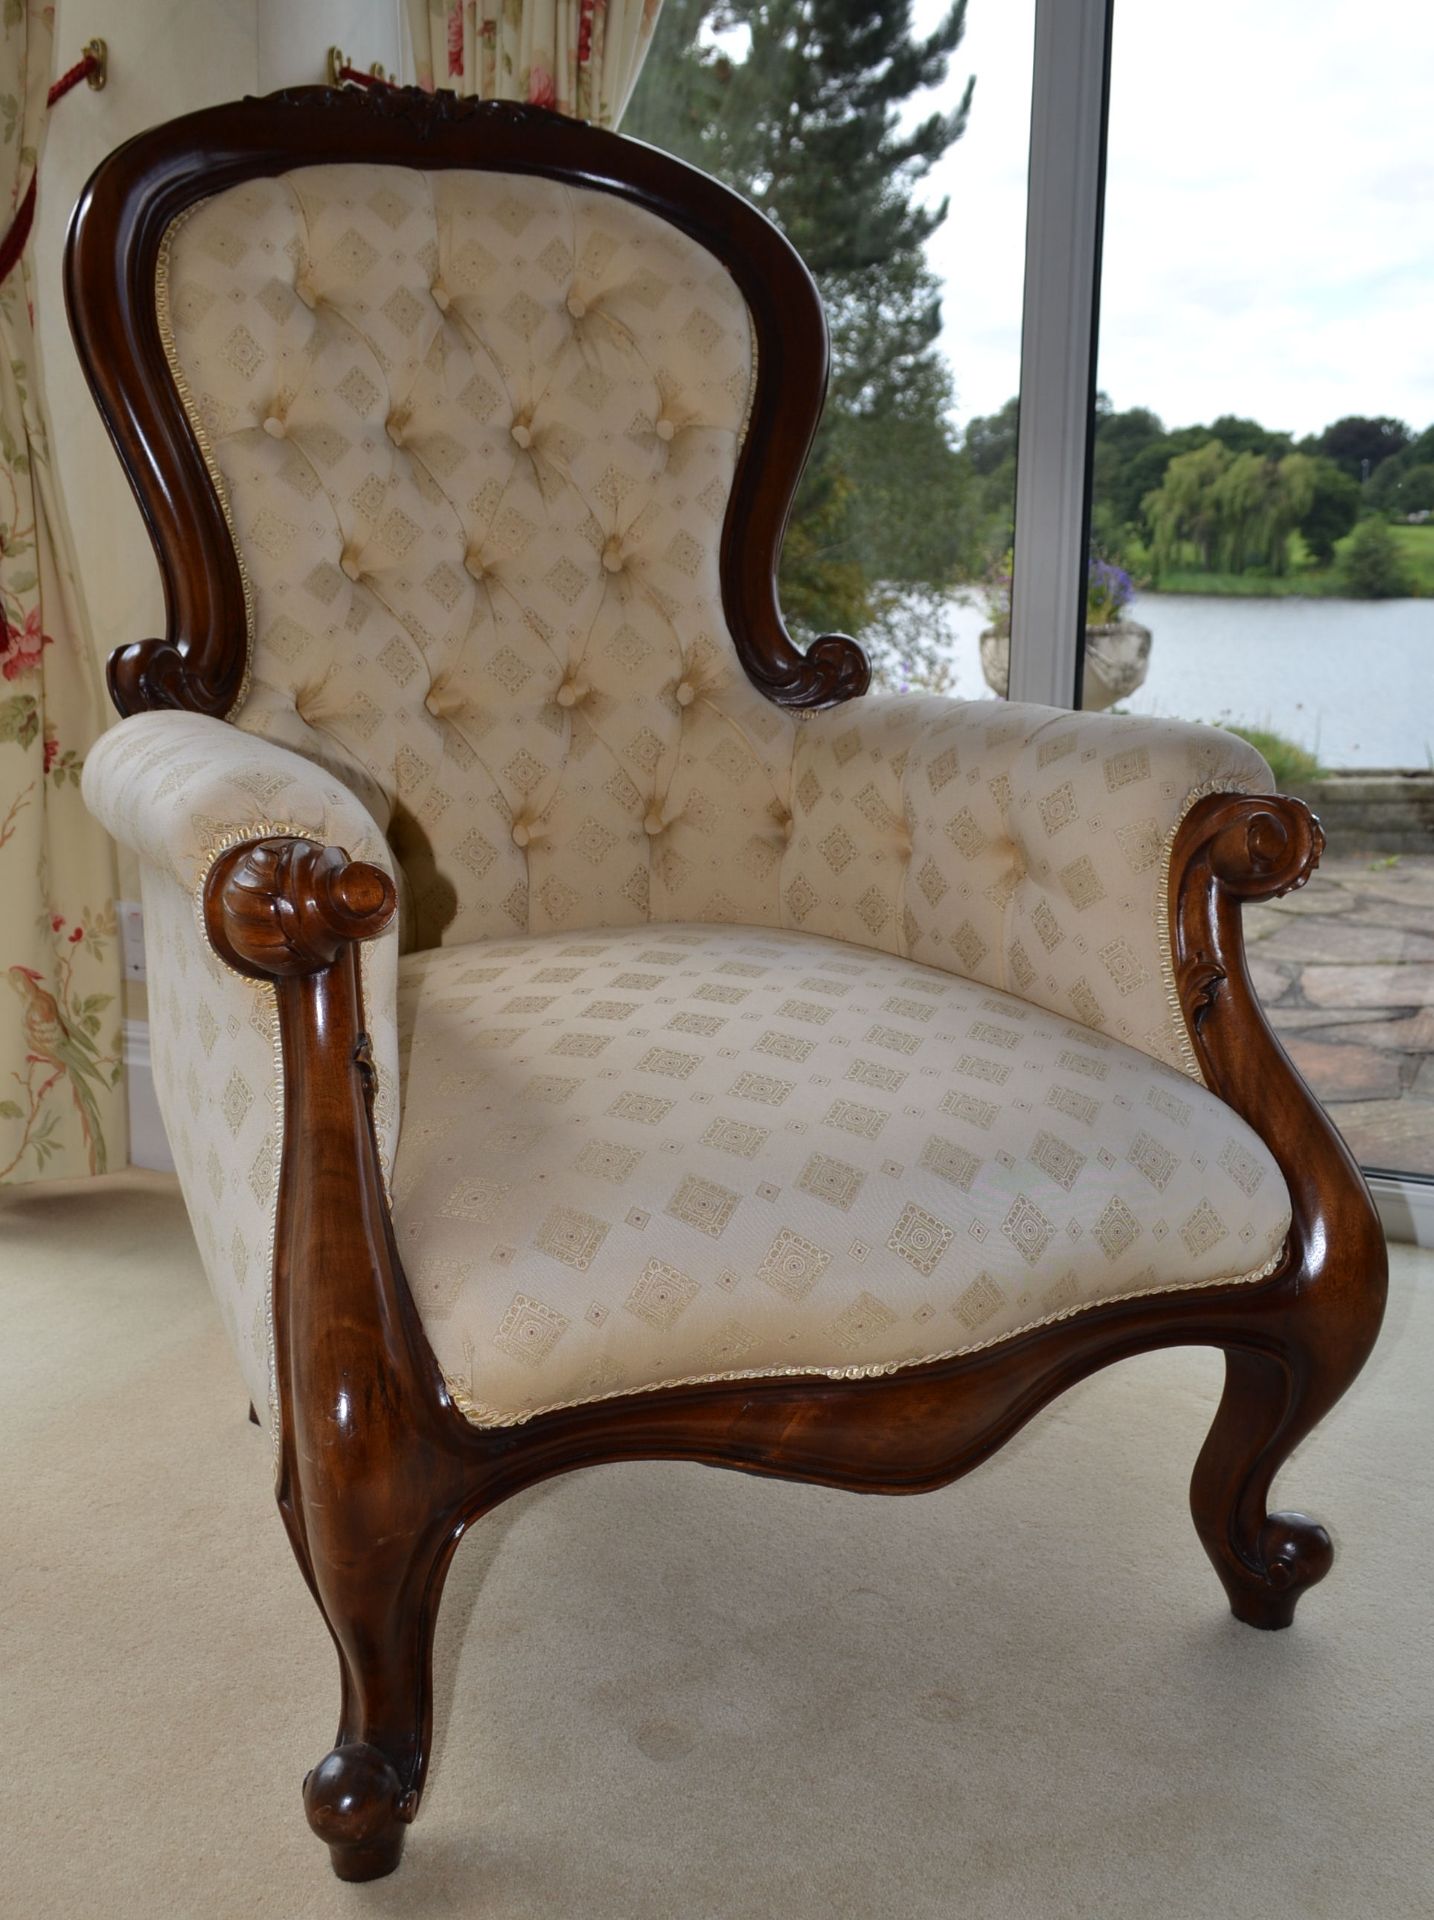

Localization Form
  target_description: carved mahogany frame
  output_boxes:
[64,84,869,717]
[66,88,1386,1885]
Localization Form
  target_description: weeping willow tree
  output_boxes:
[1146,441,1320,579]
[625,0,975,684]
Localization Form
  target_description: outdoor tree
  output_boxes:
[1389,464,1434,515]
[1341,517,1415,599]
[1145,441,1230,574]
[1296,459,1361,564]
[1311,414,1411,482]
[1091,406,1208,553]
[1144,442,1326,578]
[1366,426,1434,516]
[958,395,1019,568]
[625,0,975,679]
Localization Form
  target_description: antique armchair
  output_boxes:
[69,88,1386,1883]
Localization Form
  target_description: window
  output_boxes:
[626,0,1035,696]
[631,0,1431,1197]
[1089,1,1434,1180]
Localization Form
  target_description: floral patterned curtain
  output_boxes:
[0,3,123,1184]
[406,0,664,128]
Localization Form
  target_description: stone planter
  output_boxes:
[979,619,1153,711]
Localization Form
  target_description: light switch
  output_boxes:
[119,900,146,982]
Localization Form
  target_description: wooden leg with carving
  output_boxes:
[300,1512,464,1879]
[205,836,480,1879]
[1171,793,1388,1629]
[1190,1323,1365,1630]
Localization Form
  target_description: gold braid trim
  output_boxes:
[449,1238,1290,1429]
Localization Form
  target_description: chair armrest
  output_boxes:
[82,711,401,1429]
[783,693,1274,1075]
[81,710,395,903]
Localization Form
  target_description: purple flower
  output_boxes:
[1086,556,1133,624]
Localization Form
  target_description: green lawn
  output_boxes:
[1380,522,1434,594]
[1151,569,1344,598]
[1148,522,1434,599]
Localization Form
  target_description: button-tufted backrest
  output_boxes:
[161,164,802,950]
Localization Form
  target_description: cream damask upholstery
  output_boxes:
[84,713,402,1422]
[392,924,1289,1425]
[784,695,1259,1076]
[161,165,793,955]
[85,156,1292,1433]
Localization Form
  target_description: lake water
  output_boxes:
[935,592,1433,768]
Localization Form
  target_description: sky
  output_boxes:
[914,0,1434,439]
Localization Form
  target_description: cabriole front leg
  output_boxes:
[205,836,478,1879]
[1190,1309,1374,1630]
[1171,793,1388,1628]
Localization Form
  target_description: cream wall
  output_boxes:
[35,0,406,704]
[33,0,404,1147]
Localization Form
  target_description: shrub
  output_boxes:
[1221,725,1323,789]
[1341,517,1414,598]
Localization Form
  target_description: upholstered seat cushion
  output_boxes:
[392,924,1290,1425]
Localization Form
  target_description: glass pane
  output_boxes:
[626,0,1035,697]
[1088,1,1434,1177]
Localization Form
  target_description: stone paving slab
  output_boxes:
[1300,964,1434,1009]
[1268,1006,1400,1033]
[1248,959,1295,1004]
[1259,882,1358,917]
[1242,852,1434,1176]
[1259,921,1434,966]
[1282,1009,1434,1053]
[1333,867,1434,907]
[1318,1098,1434,1175]
[1282,1036,1403,1102]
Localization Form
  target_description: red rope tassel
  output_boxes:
[48,49,100,107]
[337,63,397,92]
[0,49,105,288]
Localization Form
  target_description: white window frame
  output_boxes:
[1007,0,1115,708]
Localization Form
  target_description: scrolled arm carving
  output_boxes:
[108,637,239,719]
[1199,793,1325,901]
[203,836,397,981]
[763,631,872,709]
[1169,790,1324,1079]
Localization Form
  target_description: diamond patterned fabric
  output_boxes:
[391,923,1290,1425]
[80,160,1290,1431]
[82,713,401,1427]
[163,166,793,955]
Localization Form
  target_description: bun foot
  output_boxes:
[303,1742,416,1881]
[1224,1511,1334,1631]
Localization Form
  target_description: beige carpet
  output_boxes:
[3,1171,1431,1919]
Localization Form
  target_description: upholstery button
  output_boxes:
[464,550,485,581]
[601,539,624,574]
[655,418,676,442]
[511,818,547,850]
[340,549,363,583]
[644,808,666,837]
[511,421,533,449]
[674,679,695,707]
[566,292,587,319]
[431,280,451,312]
[295,276,318,310]
[555,679,589,709]
[386,416,406,447]
[262,414,287,439]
